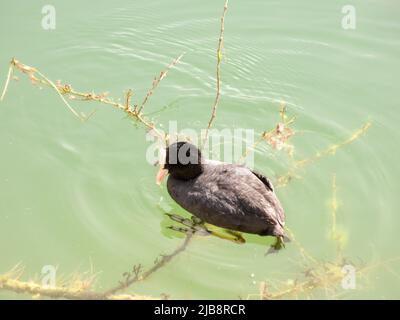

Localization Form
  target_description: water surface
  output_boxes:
[0,0,399,299]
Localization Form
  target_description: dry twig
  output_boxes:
[105,233,193,296]
[201,0,229,149]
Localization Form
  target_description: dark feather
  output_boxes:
[167,161,285,237]
[251,170,274,192]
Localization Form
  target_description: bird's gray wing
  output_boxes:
[247,168,285,227]
[250,170,274,192]
[167,165,277,232]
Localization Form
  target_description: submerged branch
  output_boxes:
[0,269,153,300]
[247,176,399,300]
[105,232,193,296]
[0,233,193,300]
[329,174,346,260]
[0,60,13,101]
[254,256,400,300]
[275,121,372,187]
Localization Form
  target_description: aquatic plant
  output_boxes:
[275,121,372,188]
[0,54,185,143]
[1,176,398,300]
[247,175,400,299]
[0,233,193,300]
[239,101,296,163]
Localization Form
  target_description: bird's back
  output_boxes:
[167,161,285,237]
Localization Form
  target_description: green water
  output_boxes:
[0,0,399,299]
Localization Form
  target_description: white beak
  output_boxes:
[156,146,167,185]
[156,166,168,185]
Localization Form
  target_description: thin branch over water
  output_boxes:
[202,0,229,149]
[137,53,185,114]
[0,55,185,141]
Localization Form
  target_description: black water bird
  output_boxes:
[156,141,288,252]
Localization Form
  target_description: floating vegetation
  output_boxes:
[0,55,185,141]
[246,175,400,300]
[239,101,295,163]
[0,234,193,300]
[262,102,296,157]
[275,121,372,188]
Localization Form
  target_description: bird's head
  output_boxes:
[156,141,203,184]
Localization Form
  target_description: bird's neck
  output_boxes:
[170,163,203,180]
